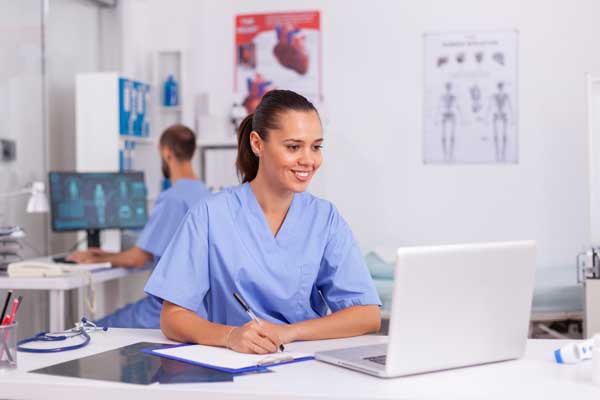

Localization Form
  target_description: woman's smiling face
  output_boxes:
[250,109,323,193]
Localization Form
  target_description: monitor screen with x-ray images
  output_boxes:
[48,171,148,232]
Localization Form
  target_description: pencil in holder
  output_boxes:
[0,322,17,370]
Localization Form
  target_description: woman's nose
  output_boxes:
[298,149,315,166]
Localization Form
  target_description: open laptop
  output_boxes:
[315,241,536,378]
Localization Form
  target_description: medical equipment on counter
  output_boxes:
[553,338,594,364]
[17,318,107,353]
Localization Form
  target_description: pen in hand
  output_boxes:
[233,292,285,352]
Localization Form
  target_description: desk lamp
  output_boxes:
[0,181,49,214]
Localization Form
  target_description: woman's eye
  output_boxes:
[287,145,300,151]
[312,145,323,151]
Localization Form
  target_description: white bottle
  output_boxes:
[592,334,600,386]
[554,339,594,364]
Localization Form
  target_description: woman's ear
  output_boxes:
[249,131,263,157]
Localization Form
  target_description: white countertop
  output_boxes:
[1,329,599,399]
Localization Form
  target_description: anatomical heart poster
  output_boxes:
[423,31,518,164]
[235,11,321,114]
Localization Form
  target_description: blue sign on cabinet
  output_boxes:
[119,77,150,137]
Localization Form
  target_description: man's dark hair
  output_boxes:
[159,124,196,161]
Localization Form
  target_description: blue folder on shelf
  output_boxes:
[143,343,314,374]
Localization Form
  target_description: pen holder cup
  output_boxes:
[0,322,17,370]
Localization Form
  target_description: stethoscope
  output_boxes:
[17,318,108,353]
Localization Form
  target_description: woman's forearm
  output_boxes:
[161,302,381,348]
[288,305,381,342]
[160,300,231,346]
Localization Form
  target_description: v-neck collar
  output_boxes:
[242,182,299,247]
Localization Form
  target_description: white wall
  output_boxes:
[47,0,100,173]
[47,0,103,254]
[121,0,599,272]
[0,0,46,257]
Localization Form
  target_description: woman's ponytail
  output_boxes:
[235,114,259,183]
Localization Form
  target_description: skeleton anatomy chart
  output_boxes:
[423,31,518,164]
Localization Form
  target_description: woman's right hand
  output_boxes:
[226,320,282,354]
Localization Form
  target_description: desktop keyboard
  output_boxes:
[52,256,76,264]
[363,355,387,365]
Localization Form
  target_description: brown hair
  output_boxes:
[235,90,319,183]
[159,124,196,161]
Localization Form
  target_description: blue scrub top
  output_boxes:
[145,182,381,326]
[136,178,211,261]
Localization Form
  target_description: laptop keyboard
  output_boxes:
[363,355,387,365]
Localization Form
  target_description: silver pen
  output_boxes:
[233,292,285,352]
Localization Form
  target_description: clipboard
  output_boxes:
[143,343,314,374]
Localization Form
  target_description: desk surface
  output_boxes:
[1,329,599,400]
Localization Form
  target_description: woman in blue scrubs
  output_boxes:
[145,90,381,354]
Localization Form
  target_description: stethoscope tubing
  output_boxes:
[16,318,104,353]
[17,328,91,353]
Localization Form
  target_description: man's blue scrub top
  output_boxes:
[96,178,210,328]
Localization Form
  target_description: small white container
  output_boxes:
[554,339,594,364]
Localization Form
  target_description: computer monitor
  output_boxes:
[48,171,148,248]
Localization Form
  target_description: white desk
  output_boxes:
[1,329,599,399]
[0,267,138,332]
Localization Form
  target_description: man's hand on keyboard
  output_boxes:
[67,248,108,264]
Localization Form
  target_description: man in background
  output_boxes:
[69,124,211,328]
